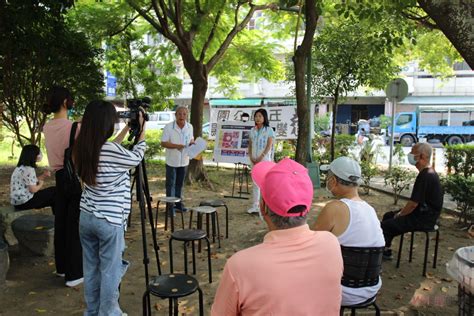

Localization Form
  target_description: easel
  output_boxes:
[224,163,250,199]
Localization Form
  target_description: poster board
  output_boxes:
[209,105,307,140]
[213,121,254,164]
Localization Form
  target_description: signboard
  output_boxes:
[106,71,117,97]
[209,105,309,140]
[213,122,253,164]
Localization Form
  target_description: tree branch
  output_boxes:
[206,2,276,71]
[199,8,223,63]
[108,11,143,37]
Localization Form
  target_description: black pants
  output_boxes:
[15,186,56,214]
[54,169,83,282]
[381,210,436,248]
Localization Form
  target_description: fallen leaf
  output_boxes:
[28,291,36,295]
[441,287,448,293]
[448,247,455,251]
[154,303,163,311]
[442,277,453,282]
[35,226,45,230]
[423,286,432,291]
[35,309,47,313]
[395,294,403,300]
[435,280,442,284]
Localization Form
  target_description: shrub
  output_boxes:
[444,144,474,224]
[384,166,416,205]
[359,138,382,194]
[274,140,296,162]
[312,133,356,165]
[122,129,163,162]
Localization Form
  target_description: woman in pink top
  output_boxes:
[42,86,83,287]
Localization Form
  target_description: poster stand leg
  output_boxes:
[224,163,250,200]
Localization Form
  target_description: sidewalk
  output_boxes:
[368,175,458,213]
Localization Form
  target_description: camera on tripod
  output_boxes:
[118,97,151,141]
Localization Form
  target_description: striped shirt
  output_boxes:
[80,140,146,227]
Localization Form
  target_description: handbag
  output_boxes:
[63,122,82,197]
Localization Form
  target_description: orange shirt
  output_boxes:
[211,224,343,316]
[43,118,79,171]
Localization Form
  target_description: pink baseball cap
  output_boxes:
[251,158,313,217]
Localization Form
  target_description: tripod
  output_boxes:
[128,138,163,313]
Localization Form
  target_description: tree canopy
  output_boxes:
[0,0,103,147]
[67,1,182,110]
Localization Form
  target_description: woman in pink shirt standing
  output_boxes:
[42,86,83,287]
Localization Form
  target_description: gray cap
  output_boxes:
[320,156,362,184]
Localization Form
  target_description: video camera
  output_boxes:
[118,97,151,141]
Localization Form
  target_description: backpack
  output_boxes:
[63,122,82,197]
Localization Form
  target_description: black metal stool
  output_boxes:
[156,196,184,232]
[142,274,204,316]
[396,224,440,277]
[340,295,380,316]
[188,206,221,249]
[169,229,213,283]
[199,199,229,238]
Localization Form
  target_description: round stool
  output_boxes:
[189,206,221,249]
[199,199,229,238]
[169,229,212,283]
[156,196,183,232]
[142,273,203,316]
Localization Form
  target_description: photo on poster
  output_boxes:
[221,131,240,149]
[241,131,250,149]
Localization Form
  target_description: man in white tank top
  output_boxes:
[312,157,385,306]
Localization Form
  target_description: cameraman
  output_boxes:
[73,100,146,315]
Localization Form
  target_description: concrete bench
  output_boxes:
[0,205,52,246]
[0,238,8,288]
[12,214,54,257]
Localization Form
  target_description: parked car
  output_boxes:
[147,111,175,130]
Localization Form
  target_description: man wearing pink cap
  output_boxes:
[212,158,343,316]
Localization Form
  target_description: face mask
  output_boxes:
[325,177,334,196]
[407,153,417,166]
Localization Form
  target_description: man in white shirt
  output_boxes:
[161,106,194,211]
[313,156,385,306]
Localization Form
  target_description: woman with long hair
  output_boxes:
[43,86,83,287]
[73,100,145,315]
[247,108,275,214]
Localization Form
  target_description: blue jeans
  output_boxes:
[165,164,186,210]
[79,211,128,316]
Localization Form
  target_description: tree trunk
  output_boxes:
[418,0,474,69]
[293,0,319,164]
[186,66,210,184]
[330,92,339,161]
[294,53,309,164]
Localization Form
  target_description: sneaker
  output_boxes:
[247,207,259,214]
[66,277,84,287]
[382,249,393,261]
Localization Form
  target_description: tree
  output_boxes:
[414,1,474,69]
[67,2,183,111]
[127,0,280,182]
[277,0,321,164]
[311,21,399,160]
[0,0,103,147]
[337,0,473,68]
